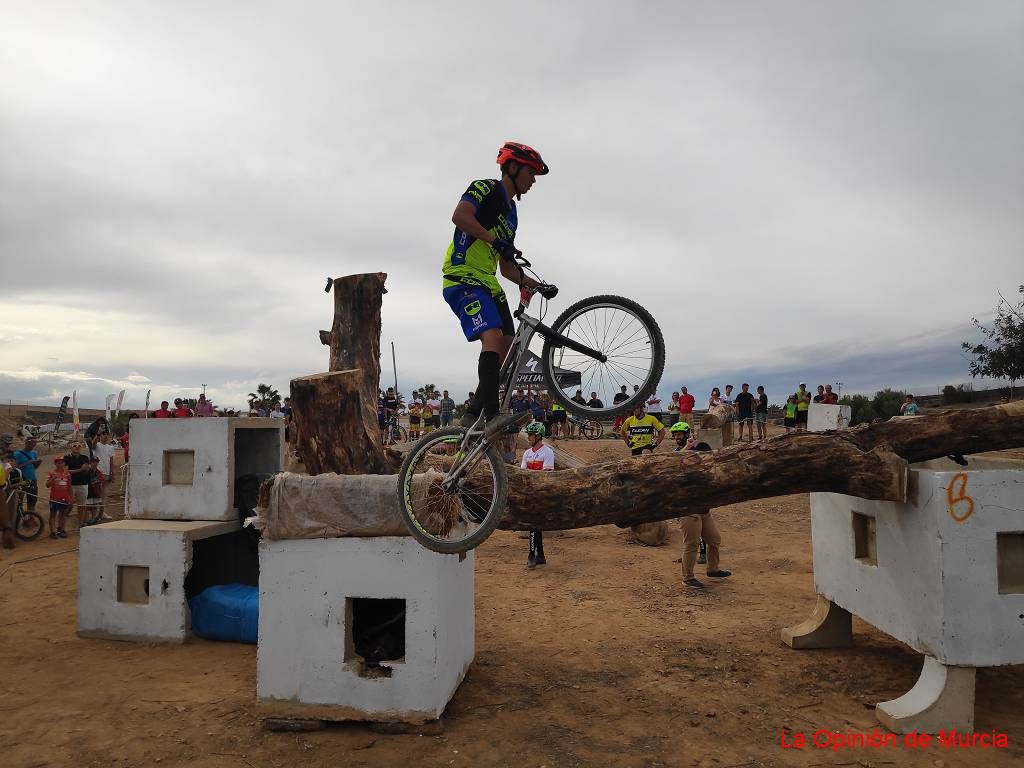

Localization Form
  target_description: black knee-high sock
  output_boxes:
[529,529,542,557]
[473,350,501,418]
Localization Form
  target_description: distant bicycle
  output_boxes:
[397,254,664,554]
[568,413,603,440]
[5,469,44,541]
[381,413,408,447]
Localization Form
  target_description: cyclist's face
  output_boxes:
[515,165,537,194]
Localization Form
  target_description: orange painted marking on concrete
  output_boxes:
[946,472,975,523]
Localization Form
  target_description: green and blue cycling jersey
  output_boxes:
[442,179,518,299]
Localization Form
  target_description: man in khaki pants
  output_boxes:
[671,429,732,589]
[680,511,730,589]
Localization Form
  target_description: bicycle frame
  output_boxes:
[441,285,607,490]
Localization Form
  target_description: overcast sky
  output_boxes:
[1,1,1021,411]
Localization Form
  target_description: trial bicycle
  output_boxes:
[397,256,665,554]
[5,470,44,541]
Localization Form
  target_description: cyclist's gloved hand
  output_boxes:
[491,237,520,261]
[537,283,559,299]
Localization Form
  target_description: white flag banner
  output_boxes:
[144,389,151,417]
[114,389,125,418]
[72,390,81,435]
[105,393,116,422]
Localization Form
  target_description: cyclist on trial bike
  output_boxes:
[442,142,556,434]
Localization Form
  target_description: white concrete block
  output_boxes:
[127,417,283,521]
[810,457,1024,667]
[257,536,474,723]
[808,403,851,432]
[78,519,241,642]
[876,655,976,733]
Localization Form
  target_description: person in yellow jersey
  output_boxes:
[620,403,666,456]
[783,395,799,433]
[549,400,567,439]
[794,382,811,432]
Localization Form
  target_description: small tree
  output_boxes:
[247,383,282,413]
[962,285,1024,391]
[872,388,907,421]
[839,394,874,425]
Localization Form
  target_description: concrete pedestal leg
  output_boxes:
[876,655,975,734]
[780,595,853,649]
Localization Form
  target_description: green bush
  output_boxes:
[838,394,874,425]
[872,388,907,420]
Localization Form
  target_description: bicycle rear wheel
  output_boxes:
[16,510,44,541]
[396,427,508,554]
[542,295,665,419]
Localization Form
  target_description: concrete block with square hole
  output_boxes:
[782,457,1024,733]
[77,519,245,642]
[126,417,284,521]
[257,536,474,723]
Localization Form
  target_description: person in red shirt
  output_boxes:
[678,386,696,427]
[172,398,193,418]
[46,456,73,538]
[153,401,172,418]
[822,384,839,404]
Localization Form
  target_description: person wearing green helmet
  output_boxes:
[669,420,696,452]
[521,420,554,568]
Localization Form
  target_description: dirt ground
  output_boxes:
[1,425,1023,768]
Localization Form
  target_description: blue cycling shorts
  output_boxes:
[443,284,514,341]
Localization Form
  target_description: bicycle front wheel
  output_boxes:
[396,427,508,554]
[16,511,44,541]
[542,295,665,419]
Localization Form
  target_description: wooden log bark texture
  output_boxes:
[497,402,1024,530]
[290,370,389,476]
[291,273,390,475]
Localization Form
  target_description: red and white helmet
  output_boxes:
[496,142,549,175]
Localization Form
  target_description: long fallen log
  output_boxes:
[498,402,1024,530]
[260,402,1024,535]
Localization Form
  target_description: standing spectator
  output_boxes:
[528,394,547,429]
[440,390,456,428]
[425,391,442,433]
[84,416,109,453]
[784,395,798,433]
[587,391,604,409]
[270,403,287,419]
[82,457,107,526]
[281,397,293,418]
[194,394,215,417]
[568,389,587,438]
[510,389,531,415]
[153,401,172,418]
[46,455,72,538]
[172,398,193,418]
[822,385,839,404]
[408,401,422,440]
[549,400,566,439]
[645,393,663,425]
[678,386,695,427]
[900,394,920,416]
[92,433,117,501]
[620,404,665,456]
[678,442,731,589]
[721,384,735,411]
[464,392,474,409]
[0,449,15,549]
[794,383,811,432]
[521,421,554,569]
[754,386,769,442]
[665,392,680,427]
[734,383,755,442]
[64,441,91,527]
[613,385,630,432]
[13,437,42,515]
[708,387,722,409]
[813,385,825,404]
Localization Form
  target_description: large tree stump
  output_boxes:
[290,371,389,475]
[291,272,390,474]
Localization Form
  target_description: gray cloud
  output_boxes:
[1,1,1020,407]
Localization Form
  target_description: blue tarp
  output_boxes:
[188,584,259,644]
